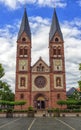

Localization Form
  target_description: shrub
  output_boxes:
[28,106,34,111]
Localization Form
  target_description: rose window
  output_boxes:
[35,76,46,88]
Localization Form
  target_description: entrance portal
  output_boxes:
[37,100,45,109]
[35,96,45,109]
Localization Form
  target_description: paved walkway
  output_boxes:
[0,117,81,130]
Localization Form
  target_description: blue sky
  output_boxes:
[0,0,81,92]
[0,0,81,25]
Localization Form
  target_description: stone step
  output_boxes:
[35,110,48,117]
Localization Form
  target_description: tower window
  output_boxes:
[19,48,23,56]
[24,47,28,55]
[53,47,57,55]
[56,77,61,87]
[57,94,60,99]
[22,37,26,42]
[58,47,61,55]
[57,66,59,70]
[20,77,25,86]
[22,66,25,70]
[55,37,59,42]
[20,94,24,99]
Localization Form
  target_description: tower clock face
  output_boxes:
[55,60,61,66]
[54,59,62,71]
[19,60,28,71]
[20,60,26,66]
[35,76,46,88]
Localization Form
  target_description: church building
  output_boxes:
[15,8,66,110]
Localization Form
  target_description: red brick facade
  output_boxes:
[15,9,66,110]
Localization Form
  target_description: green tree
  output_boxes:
[0,64,14,101]
[0,64,5,79]
[78,63,81,91]
[0,81,14,101]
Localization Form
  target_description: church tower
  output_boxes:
[15,8,66,110]
[15,8,31,109]
[49,9,66,108]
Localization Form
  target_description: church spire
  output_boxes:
[49,8,63,42]
[17,8,31,40]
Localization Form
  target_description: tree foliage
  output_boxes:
[78,64,81,91]
[0,100,26,111]
[0,64,14,101]
[0,64,5,79]
[57,99,81,110]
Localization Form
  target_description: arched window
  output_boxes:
[57,93,60,99]
[20,77,25,86]
[57,66,60,70]
[22,37,26,42]
[37,64,45,72]
[42,66,44,71]
[20,93,24,99]
[53,47,57,55]
[37,66,40,71]
[56,77,61,87]
[39,64,42,71]
[55,37,59,42]
[19,47,23,56]
[24,47,28,56]
[58,47,61,55]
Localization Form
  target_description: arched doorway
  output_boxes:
[37,96,45,109]
[34,94,46,109]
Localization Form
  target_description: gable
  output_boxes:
[32,58,49,73]
[50,32,63,43]
[17,32,30,43]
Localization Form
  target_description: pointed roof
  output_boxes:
[49,8,63,42]
[17,8,31,40]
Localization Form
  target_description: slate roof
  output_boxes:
[17,8,31,40]
[49,8,63,42]
[67,87,76,96]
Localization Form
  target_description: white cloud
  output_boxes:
[62,20,81,90]
[36,0,66,8]
[0,0,67,9]
[30,16,50,65]
[0,25,17,92]
[0,14,81,92]
[77,0,81,6]
[30,16,81,91]
[0,0,35,9]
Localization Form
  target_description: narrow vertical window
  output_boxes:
[42,66,44,71]
[37,64,45,72]
[37,66,39,71]
[19,47,23,56]
[57,94,60,99]
[20,94,24,99]
[56,77,61,87]
[58,47,61,55]
[53,47,57,55]
[24,47,28,55]
[20,77,25,86]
